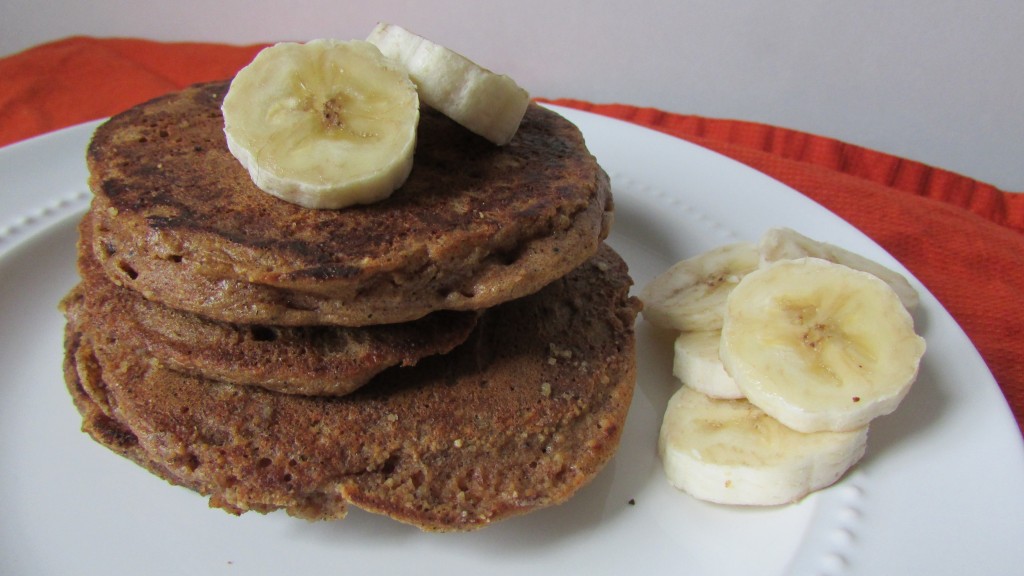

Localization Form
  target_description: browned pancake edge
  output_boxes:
[87,81,613,326]
[73,214,479,397]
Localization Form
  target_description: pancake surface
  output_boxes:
[87,81,613,326]
[73,215,478,397]
[62,245,641,531]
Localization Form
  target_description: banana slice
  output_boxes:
[673,331,744,399]
[759,227,920,311]
[659,386,868,506]
[720,258,926,433]
[367,22,530,145]
[640,242,760,332]
[222,39,420,209]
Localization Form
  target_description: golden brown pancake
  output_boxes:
[86,81,613,326]
[61,316,277,515]
[62,245,641,531]
[72,214,478,397]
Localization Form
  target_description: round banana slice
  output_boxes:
[367,22,530,145]
[720,258,926,433]
[222,39,420,209]
[640,242,760,332]
[673,331,744,399]
[659,386,868,506]
[759,227,920,311]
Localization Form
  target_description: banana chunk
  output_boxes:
[720,258,926,433]
[640,242,760,332]
[659,386,868,506]
[222,39,420,209]
[368,22,530,145]
[759,227,920,311]
[673,331,744,399]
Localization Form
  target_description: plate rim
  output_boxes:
[2,108,1022,576]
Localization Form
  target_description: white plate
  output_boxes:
[2,108,1022,576]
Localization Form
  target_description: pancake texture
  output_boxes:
[73,215,478,397]
[86,81,613,326]
[63,246,641,531]
[62,77,639,531]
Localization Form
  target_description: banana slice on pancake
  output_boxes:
[222,39,420,209]
[368,22,531,145]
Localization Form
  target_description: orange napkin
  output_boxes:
[3,36,1022,434]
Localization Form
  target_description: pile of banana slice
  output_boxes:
[222,23,530,209]
[642,227,926,506]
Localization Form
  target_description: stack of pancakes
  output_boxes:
[61,81,641,531]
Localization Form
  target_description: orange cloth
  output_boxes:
[0,37,267,147]
[3,36,1022,434]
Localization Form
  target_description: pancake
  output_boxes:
[62,244,641,531]
[86,81,613,327]
[61,317,278,515]
[72,214,478,397]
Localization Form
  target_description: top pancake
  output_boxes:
[87,81,613,326]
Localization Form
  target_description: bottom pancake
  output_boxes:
[62,324,266,514]
[62,245,641,531]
